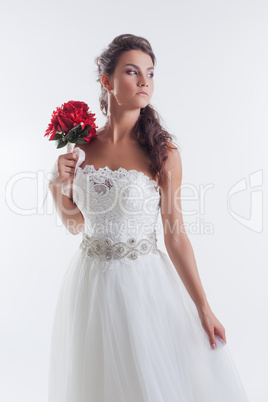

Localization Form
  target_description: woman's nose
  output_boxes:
[138,79,148,87]
[137,72,148,87]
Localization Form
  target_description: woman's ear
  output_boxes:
[101,73,112,92]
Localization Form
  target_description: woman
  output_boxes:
[48,34,249,401]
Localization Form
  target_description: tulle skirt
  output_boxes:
[48,247,249,402]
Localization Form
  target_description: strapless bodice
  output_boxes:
[72,163,161,263]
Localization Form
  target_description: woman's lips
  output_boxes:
[136,92,148,96]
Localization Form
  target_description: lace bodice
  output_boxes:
[73,164,161,244]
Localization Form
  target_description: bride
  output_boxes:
[48,33,249,401]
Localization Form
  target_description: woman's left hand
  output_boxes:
[197,303,227,349]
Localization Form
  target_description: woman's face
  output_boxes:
[103,49,154,110]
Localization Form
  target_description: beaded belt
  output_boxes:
[79,230,158,262]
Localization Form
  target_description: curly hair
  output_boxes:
[94,33,180,189]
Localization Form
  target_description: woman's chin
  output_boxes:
[134,99,150,108]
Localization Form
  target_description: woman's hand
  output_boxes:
[197,303,227,349]
[50,150,78,187]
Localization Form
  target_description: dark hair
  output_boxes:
[94,33,180,189]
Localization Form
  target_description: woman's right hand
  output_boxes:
[50,150,78,187]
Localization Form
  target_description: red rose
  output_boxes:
[44,100,98,147]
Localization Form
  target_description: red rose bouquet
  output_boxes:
[42,100,98,207]
[44,100,98,153]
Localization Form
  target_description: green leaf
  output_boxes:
[79,125,91,138]
[51,133,62,140]
[57,140,67,149]
[65,130,76,140]
[76,138,88,144]
[67,134,77,142]
[65,124,81,137]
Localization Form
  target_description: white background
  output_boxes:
[1,0,267,400]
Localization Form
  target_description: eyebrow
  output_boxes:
[123,63,154,70]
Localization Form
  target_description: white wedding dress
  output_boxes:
[48,148,249,402]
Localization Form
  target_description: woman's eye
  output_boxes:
[126,70,154,78]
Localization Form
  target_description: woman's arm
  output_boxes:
[160,145,226,347]
[49,182,85,235]
[160,146,208,309]
[165,233,209,310]
[48,150,85,235]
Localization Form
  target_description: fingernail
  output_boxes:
[212,344,216,349]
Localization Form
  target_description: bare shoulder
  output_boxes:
[160,141,185,241]
[161,141,182,189]
[165,141,182,168]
